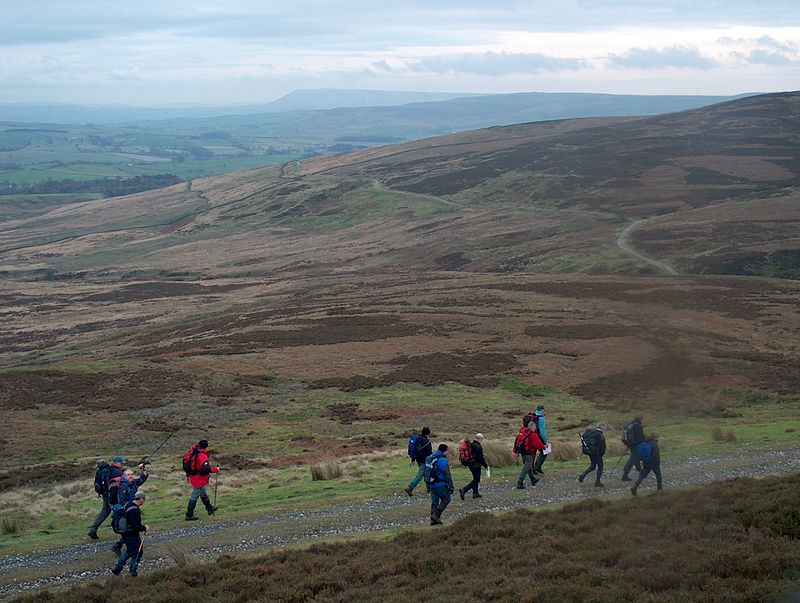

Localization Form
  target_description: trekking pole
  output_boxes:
[139,432,174,468]
[610,451,627,473]
[138,532,146,559]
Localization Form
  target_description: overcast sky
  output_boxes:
[2,0,799,105]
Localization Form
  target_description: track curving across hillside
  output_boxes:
[1,446,798,601]
[616,219,679,275]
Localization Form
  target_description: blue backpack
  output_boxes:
[408,434,420,461]
[424,454,442,485]
[636,441,653,464]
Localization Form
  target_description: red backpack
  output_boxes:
[182,446,201,476]
[458,439,474,466]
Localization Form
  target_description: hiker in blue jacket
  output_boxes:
[532,405,549,474]
[427,444,455,525]
[404,426,432,497]
[631,435,662,495]
[111,467,149,555]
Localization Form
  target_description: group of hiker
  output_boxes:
[89,439,219,577]
[404,407,662,525]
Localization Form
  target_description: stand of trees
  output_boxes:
[0,174,183,197]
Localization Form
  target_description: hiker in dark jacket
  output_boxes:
[578,423,607,487]
[111,467,149,555]
[621,415,646,482]
[404,426,432,497]
[428,444,455,525]
[111,491,148,577]
[631,435,662,495]
[88,455,125,540]
[532,405,549,474]
[458,433,488,499]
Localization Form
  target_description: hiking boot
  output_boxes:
[111,542,123,556]
[535,468,544,475]
[207,505,218,516]
[630,487,637,496]
[621,475,631,482]
[594,481,604,488]
[403,487,413,497]
[185,514,199,521]
[578,474,585,483]
[515,483,525,489]
[458,488,465,501]
[657,484,663,491]
[530,477,539,487]
[111,566,122,576]
[88,528,99,540]
[473,492,482,499]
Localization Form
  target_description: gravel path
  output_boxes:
[2,446,799,600]
[616,219,679,275]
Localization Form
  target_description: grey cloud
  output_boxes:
[407,52,585,76]
[609,46,717,70]
[745,50,795,66]
[756,36,798,53]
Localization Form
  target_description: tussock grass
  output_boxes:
[711,424,738,442]
[20,474,800,603]
[549,440,582,461]
[480,440,515,468]
[2,516,22,535]
[163,544,194,568]
[309,460,343,481]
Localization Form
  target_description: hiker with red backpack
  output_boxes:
[88,455,126,540]
[458,433,488,500]
[514,416,546,489]
[183,439,219,521]
[404,426,432,497]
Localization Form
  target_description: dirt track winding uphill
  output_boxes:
[617,219,679,275]
[2,446,799,601]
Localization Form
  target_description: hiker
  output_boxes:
[578,423,607,487]
[111,491,148,577]
[531,405,549,475]
[88,455,125,539]
[621,415,646,482]
[404,426,432,497]
[631,435,662,495]
[514,416,545,489]
[458,433,489,499]
[426,444,454,525]
[111,467,149,555]
[184,439,219,521]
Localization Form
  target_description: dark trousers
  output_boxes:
[633,462,662,490]
[534,450,548,472]
[581,454,604,484]
[462,464,482,494]
[622,447,642,477]
[113,534,143,576]
[517,453,536,486]
[90,492,110,530]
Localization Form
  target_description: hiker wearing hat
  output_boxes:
[531,405,549,475]
[88,455,126,540]
[111,491,148,577]
[458,433,489,500]
[111,467,150,555]
[578,422,607,488]
[183,439,219,521]
[404,426,432,497]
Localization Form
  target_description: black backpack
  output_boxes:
[94,461,111,495]
[621,422,635,446]
[580,428,596,456]
[111,501,135,534]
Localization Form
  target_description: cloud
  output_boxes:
[110,67,141,81]
[744,50,795,65]
[608,46,717,70]
[404,51,585,76]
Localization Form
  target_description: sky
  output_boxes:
[2,0,799,106]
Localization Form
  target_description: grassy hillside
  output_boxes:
[16,473,800,603]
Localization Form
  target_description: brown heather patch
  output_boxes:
[19,474,800,603]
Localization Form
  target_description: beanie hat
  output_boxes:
[112,456,125,463]
[536,405,545,411]
[133,491,146,500]
[198,439,209,449]
[438,443,448,452]
[421,426,431,436]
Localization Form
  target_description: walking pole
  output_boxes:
[610,451,627,473]
[138,432,174,468]
[138,532,146,559]
[213,472,219,509]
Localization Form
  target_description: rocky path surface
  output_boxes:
[2,446,799,600]
[616,219,679,275]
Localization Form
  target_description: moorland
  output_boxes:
[0,91,798,599]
